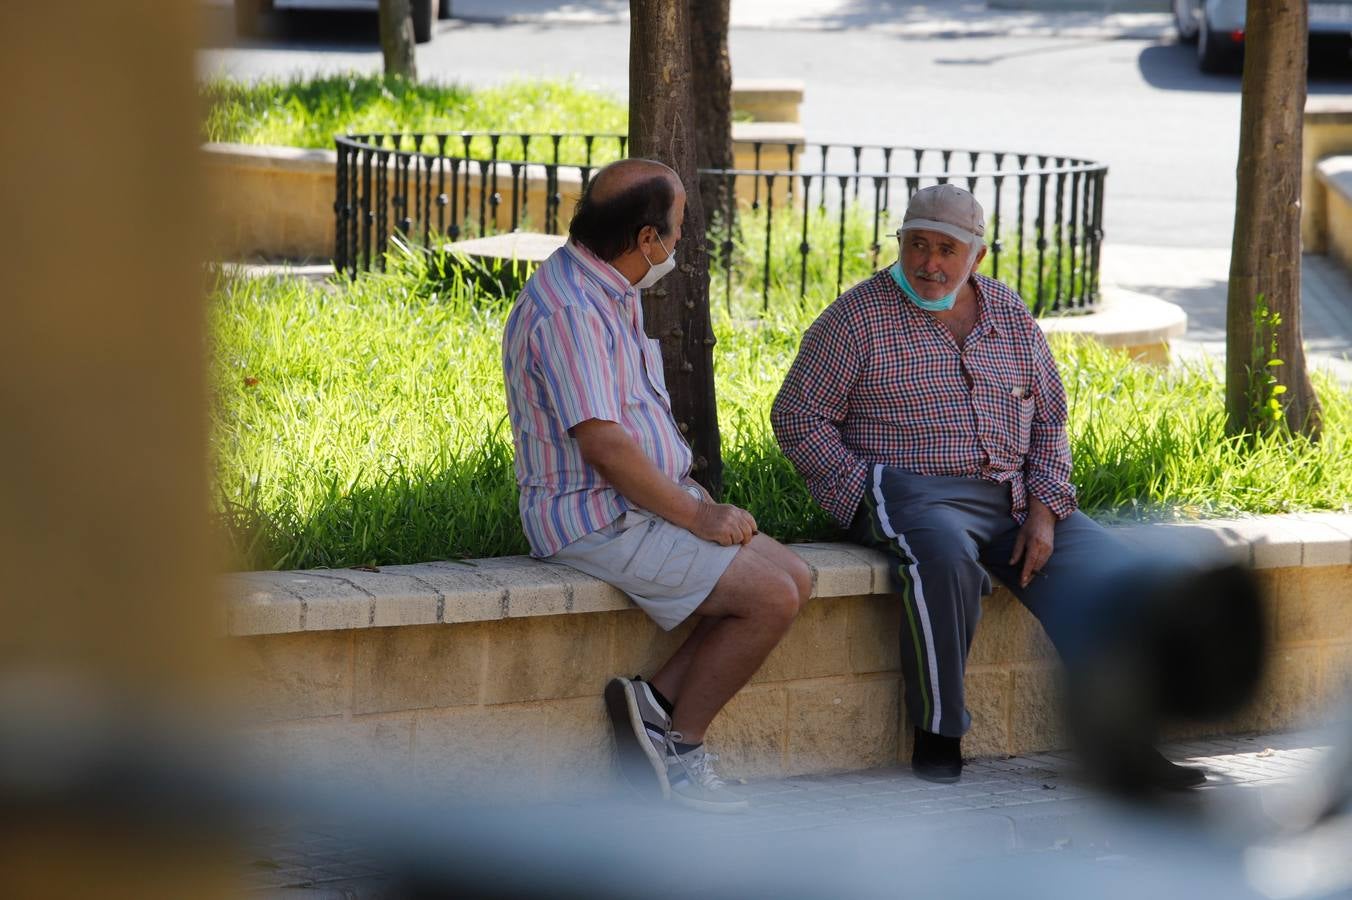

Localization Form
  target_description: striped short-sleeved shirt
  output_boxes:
[771,269,1076,528]
[502,240,692,557]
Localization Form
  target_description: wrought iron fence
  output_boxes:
[333,131,1107,315]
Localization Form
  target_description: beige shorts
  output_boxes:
[549,490,740,631]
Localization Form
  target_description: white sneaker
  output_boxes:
[664,731,749,814]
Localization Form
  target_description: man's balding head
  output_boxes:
[569,159,684,262]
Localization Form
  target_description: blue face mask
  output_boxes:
[890,261,959,312]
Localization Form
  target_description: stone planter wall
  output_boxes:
[225,514,1352,801]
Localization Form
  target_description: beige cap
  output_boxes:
[897,184,986,246]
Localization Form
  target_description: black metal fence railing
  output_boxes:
[333,131,1108,316]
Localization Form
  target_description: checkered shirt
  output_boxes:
[771,270,1077,528]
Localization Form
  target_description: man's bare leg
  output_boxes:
[647,617,718,705]
[661,534,811,743]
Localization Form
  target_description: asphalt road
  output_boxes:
[199,3,1352,249]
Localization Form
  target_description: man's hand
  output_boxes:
[692,502,758,547]
[1010,496,1056,588]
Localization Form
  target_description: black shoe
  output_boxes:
[1139,747,1208,791]
[912,727,963,784]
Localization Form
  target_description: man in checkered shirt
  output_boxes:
[772,184,1208,789]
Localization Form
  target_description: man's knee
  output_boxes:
[762,572,802,629]
[784,553,812,607]
[912,542,982,574]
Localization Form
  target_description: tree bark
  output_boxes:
[690,0,733,227]
[1225,0,1321,438]
[630,0,723,496]
[379,0,418,80]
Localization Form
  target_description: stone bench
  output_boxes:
[1040,286,1188,363]
[732,79,805,124]
[1315,156,1352,275]
[225,513,1352,801]
[1302,99,1352,259]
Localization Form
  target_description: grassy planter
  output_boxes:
[211,263,1352,572]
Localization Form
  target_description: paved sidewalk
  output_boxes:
[202,0,1173,39]
[239,728,1334,896]
[1103,244,1352,385]
[460,0,1173,38]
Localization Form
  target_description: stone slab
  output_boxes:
[351,623,488,715]
[1289,513,1352,566]
[785,677,901,775]
[221,516,1352,643]
[481,612,615,704]
[1038,287,1186,349]
[794,542,874,598]
[1316,155,1352,204]
[752,596,851,684]
[445,232,565,265]
[229,631,351,723]
[202,141,337,174]
[707,685,790,779]
[843,594,902,675]
[225,572,303,636]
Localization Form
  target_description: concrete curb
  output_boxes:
[223,512,1352,637]
[1039,286,1187,350]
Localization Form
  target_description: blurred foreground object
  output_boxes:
[0,2,229,897]
[1067,561,1267,796]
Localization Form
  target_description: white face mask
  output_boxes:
[635,234,677,290]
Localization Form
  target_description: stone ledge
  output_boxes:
[446,231,566,265]
[203,141,337,174]
[730,121,807,150]
[1306,98,1352,125]
[224,513,1352,637]
[1038,286,1187,353]
[732,79,806,124]
[1316,156,1352,203]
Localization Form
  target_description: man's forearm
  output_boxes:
[771,403,870,525]
[575,422,701,528]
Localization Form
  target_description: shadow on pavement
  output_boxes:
[201,7,380,50]
[1138,40,1352,93]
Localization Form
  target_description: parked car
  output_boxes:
[235,0,452,44]
[1173,0,1352,73]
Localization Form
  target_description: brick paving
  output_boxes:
[238,729,1335,896]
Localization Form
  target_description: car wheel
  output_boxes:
[1198,14,1240,74]
[439,0,453,19]
[234,0,274,37]
[412,0,435,43]
[1173,0,1199,45]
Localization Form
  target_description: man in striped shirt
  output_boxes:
[503,159,811,813]
[772,184,1207,790]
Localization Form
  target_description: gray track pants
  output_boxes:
[849,465,1135,738]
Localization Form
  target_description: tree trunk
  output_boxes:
[630,0,723,496]
[690,0,733,229]
[379,0,418,80]
[1225,0,1321,438]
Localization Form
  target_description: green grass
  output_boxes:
[202,73,627,162]
[211,254,1352,571]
